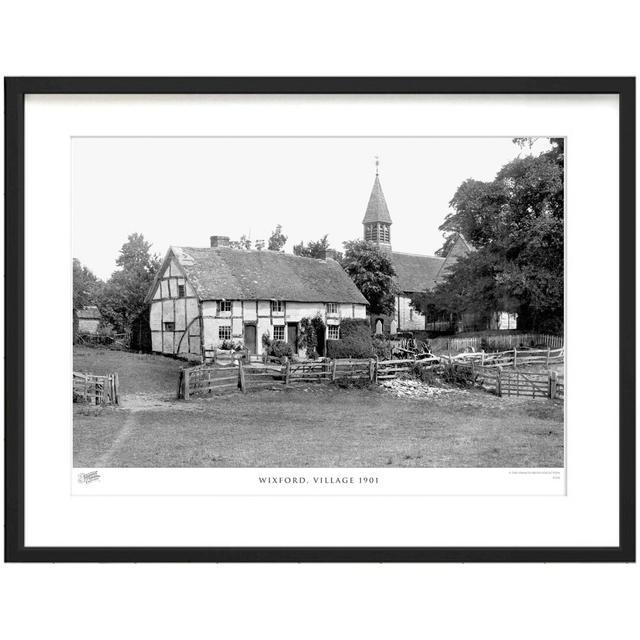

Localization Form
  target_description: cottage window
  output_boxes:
[409,308,414,321]
[218,326,232,340]
[271,300,283,313]
[273,325,285,341]
[164,321,175,331]
[177,284,185,298]
[327,325,340,340]
[217,300,232,313]
[326,302,339,315]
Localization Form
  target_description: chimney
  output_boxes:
[210,235,230,248]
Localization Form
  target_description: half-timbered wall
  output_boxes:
[149,257,201,356]
[199,299,367,356]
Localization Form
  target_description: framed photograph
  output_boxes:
[5,77,635,562]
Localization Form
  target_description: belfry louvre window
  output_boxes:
[327,325,340,340]
[326,302,339,315]
[177,284,185,298]
[271,300,283,312]
[217,300,232,313]
[273,325,285,341]
[218,326,232,340]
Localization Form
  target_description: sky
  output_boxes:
[72,136,552,280]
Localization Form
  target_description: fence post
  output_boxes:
[546,346,551,367]
[447,339,451,360]
[331,359,337,381]
[284,358,291,386]
[513,348,517,369]
[184,369,190,400]
[177,370,184,399]
[238,360,246,392]
[481,351,485,367]
[369,358,375,383]
[496,368,502,397]
[549,371,558,399]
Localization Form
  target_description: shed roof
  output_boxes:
[75,305,102,319]
[158,246,369,305]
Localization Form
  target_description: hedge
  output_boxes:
[326,318,374,358]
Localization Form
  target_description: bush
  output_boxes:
[220,338,244,351]
[372,334,392,359]
[332,377,371,390]
[411,362,438,385]
[326,318,374,359]
[268,340,294,359]
[442,364,476,387]
[327,337,373,359]
[338,318,371,340]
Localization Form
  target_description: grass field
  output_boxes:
[73,346,564,468]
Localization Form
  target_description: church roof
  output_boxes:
[390,252,445,293]
[152,246,368,305]
[434,233,474,283]
[362,175,393,224]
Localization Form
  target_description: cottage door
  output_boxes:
[244,323,257,355]
[287,323,298,353]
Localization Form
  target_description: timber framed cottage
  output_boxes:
[144,237,368,359]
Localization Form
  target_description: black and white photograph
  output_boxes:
[72,135,565,471]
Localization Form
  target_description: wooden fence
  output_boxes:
[73,371,119,405]
[436,333,563,354]
[177,350,564,401]
[202,347,249,366]
[446,363,564,400]
[442,347,564,369]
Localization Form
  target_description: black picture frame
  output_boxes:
[4,77,635,563]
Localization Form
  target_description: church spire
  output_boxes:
[362,157,392,250]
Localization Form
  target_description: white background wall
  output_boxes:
[1,2,638,640]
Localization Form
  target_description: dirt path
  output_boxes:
[94,393,203,465]
[94,410,138,467]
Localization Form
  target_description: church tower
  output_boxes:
[362,157,392,252]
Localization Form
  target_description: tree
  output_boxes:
[267,224,287,251]
[100,233,161,332]
[292,234,343,261]
[228,234,252,250]
[340,240,398,316]
[413,139,564,332]
[72,258,102,309]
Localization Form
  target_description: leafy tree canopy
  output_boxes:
[73,258,103,309]
[293,234,343,261]
[100,233,161,332]
[229,234,252,250]
[340,240,398,316]
[267,224,287,252]
[413,139,564,332]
